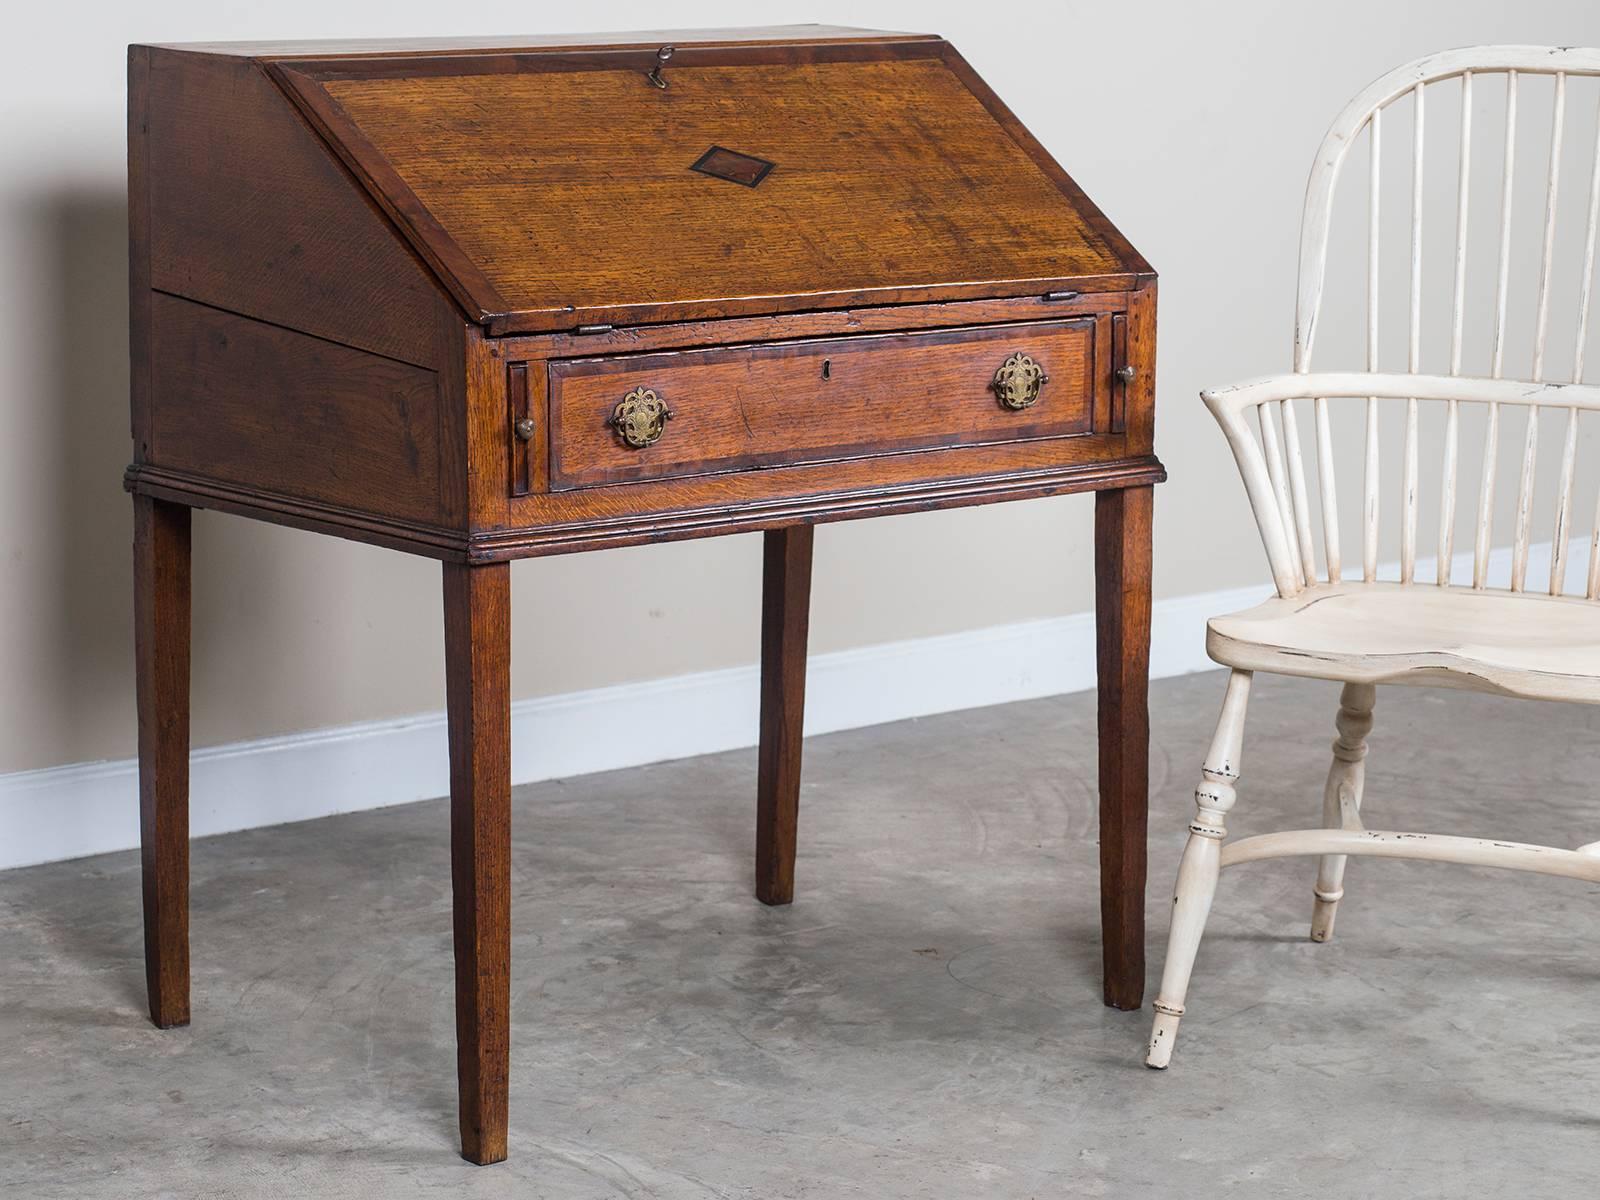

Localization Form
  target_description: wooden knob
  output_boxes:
[609,387,672,448]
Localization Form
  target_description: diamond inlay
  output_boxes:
[690,145,776,188]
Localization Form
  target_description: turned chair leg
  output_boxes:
[134,495,192,1029]
[443,562,512,1165]
[755,525,814,906]
[1310,683,1376,942]
[1147,668,1252,1069]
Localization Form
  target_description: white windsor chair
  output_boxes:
[1148,45,1600,1070]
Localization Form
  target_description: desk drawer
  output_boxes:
[545,319,1101,491]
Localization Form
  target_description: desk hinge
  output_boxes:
[573,323,616,335]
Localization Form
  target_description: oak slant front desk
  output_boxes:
[127,27,1162,1164]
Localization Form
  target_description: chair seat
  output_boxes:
[1206,581,1600,702]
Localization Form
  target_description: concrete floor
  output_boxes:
[4,670,1600,1198]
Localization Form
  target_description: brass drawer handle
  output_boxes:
[609,386,673,448]
[992,352,1048,410]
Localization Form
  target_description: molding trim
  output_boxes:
[126,465,468,561]
[0,536,1570,872]
[467,458,1168,560]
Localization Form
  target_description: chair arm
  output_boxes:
[1198,371,1600,599]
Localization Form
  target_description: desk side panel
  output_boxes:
[145,294,447,528]
[141,48,454,370]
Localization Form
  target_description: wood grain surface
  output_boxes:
[443,562,512,1165]
[1095,485,1154,1011]
[134,496,192,1030]
[755,526,814,906]
[147,295,444,524]
[149,25,929,60]
[275,45,1142,332]
[143,50,449,367]
[547,320,1099,489]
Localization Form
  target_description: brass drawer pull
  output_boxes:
[992,352,1047,410]
[609,386,673,448]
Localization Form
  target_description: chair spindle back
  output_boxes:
[1212,47,1600,600]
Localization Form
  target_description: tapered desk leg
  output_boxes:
[755,525,814,906]
[134,495,192,1030]
[1094,485,1153,1011]
[443,562,512,1166]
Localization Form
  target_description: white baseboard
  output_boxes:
[0,533,1570,872]
[0,577,1271,873]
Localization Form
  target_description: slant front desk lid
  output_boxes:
[267,26,1150,334]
